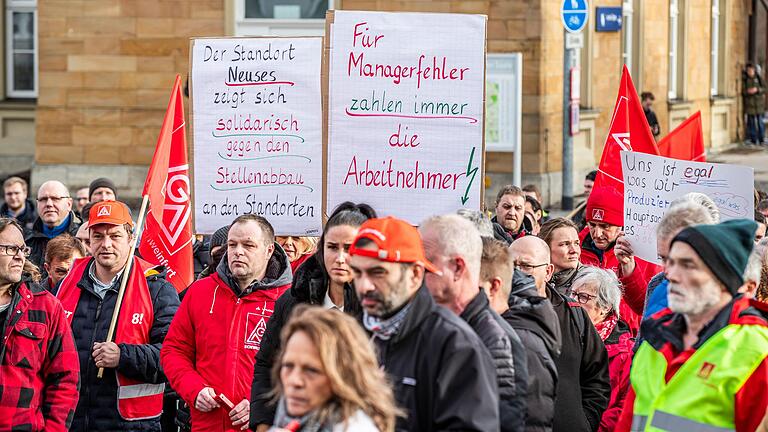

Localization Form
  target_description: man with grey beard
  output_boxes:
[618,219,768,431]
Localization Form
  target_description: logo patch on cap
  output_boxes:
[592,208,604,221]
[97,205,112,217]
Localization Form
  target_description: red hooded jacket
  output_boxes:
[599,321,634,432]
[616,297,768,432]
[161,248,291,432]
[578,228,662,333]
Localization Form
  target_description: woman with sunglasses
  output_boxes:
[570,266,634,432]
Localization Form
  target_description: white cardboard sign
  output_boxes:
[621,151,755,264]
[326,11,486,224]
[191,37,323,235]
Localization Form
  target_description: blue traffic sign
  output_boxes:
[596,7,622,32]
[561,0,588,33]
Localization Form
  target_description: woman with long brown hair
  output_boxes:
[269,306,399,432]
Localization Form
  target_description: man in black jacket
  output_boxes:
[420,214,527,432]
[25,180,81,269]
[492,185,530,244]
[349,216,499,432]
[2,176,37,231]
[481,237,561,432]
[54,200,180,432]
[511,236,610,432]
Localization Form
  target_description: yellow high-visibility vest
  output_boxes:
[630,324,768,431]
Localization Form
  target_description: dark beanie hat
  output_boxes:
[89,177,117,200]
[671,219,757,294]
[586,186,623,226]
[210,225,230,250]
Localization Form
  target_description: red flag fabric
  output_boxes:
[593,66,660,193]
[657,111,705,162]
[138,75,193,293]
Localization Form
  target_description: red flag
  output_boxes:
[657,111,705,162]
[593,66,660,193]
[138,75,193,293]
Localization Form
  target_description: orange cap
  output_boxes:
[89,200,134,228]
[349,216,440,274]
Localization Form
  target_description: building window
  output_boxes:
[235,0,333,36]
[622,0,642,87]
[5,0,36,99]
[668,0,686,100]
[579,7,592,109]
[710,0,726,96]
[622,0,633,74]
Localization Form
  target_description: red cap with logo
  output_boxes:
[585,186,623,227]
[349,216,441,274]
[89,200,134,228]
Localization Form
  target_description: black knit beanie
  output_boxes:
[210,225,230,250]
[89,177,117,200]
[671,219,757,294]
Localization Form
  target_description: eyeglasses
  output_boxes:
[37,196,70,204]
[0,244,31,257]
[572,291,597,305]
[514,261,549,272]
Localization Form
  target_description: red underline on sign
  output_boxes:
[224,81,295,87]
[344,108,478,124]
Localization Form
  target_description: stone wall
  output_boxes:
[34,0,225,194]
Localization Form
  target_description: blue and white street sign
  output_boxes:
[561,0,588,33]
[596,7,622,32]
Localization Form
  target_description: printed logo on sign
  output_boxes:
[244,302,274,351]
[611,132,633,152]
[97,205,112,217]
[592,209,604,221]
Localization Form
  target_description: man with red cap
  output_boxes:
[348,216,500,432]
[579,186,661,332]
[55,200,180,432]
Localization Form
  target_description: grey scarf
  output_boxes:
[270,397,335,432]
[362,302,412,341]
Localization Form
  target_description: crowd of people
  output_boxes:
[0,172,767,432]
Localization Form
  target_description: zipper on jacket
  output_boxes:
[83,295,104,431]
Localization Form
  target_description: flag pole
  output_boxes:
[97,194,150,379]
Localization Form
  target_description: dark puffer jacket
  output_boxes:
[250,254,361,428]
[25,212,81,270]
[55,260,180,432]
[504,270,562,432]
[461,289,527,432]
[1,198,38,231]
[372,285,499,431]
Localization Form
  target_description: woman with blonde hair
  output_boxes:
[277,236,318,272]
[269,306,399,432]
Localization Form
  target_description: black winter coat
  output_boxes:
[547,285,610,432]
[1,198,38,231]
[372,285,500,432]
[250,254,361,428]
[55,260,180,432]
[25,212,81,270]
[504,270,562,432]
[461,289,527,432]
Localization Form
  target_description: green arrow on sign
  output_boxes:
[461,147,479,205]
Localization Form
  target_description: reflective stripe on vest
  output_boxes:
[630,324,768,431]
[117,382,165,399]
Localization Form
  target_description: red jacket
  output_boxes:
[616,298,768,432]
[599,321,634,432]
[578,228,662,333]
[0,281,79,432]
[161,251,291,432]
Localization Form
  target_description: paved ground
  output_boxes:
[709,143,768,192]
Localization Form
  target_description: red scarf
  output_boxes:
[595,312,618,341]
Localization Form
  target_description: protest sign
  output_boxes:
[190,37,323,235]
[621,150,754,263]
[326,11,486,224]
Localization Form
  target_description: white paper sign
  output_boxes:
[191,37,323,235]
[621,151,755,263]
[327,11,486,224]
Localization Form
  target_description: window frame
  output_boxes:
[5,0,37,99]
[234,0,334,37]
[668,0,686,101]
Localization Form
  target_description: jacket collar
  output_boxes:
[460,289,488,323]
[216,243,292,298]
[27,211,81,240]
[391,284,434,344]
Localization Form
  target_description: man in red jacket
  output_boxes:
[0,218,79,431]
[579,186,661,331]
[617,219,768,431]
[162,214,292,431]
